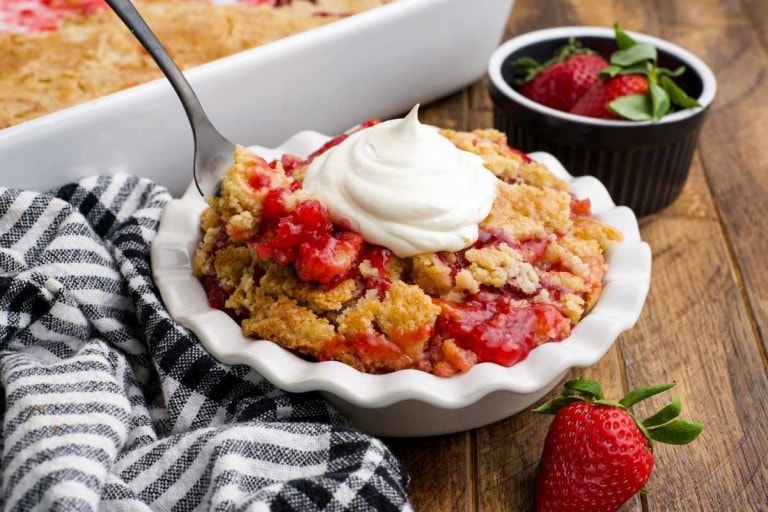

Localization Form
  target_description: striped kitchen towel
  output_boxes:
[0,175,411,511]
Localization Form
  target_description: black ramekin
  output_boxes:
[488,27,716,217]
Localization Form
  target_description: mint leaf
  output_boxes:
[647,419,704,445]
[608,94,654,121]
[611,43,657,67]
[614,23,636,50]
[660,75,701,108]
[598,64,622,79]
[649,83,671,120]
[618,62,653,76]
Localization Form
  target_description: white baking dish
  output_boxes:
[0,0,514,196]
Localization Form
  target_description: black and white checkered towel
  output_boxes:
[0,175,411,511]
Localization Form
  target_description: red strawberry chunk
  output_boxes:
[248,171,271,190]
[295,232,363,284]
[293,200,332,234]
[255,195,336,263]
[270,218,305,249]
[262,189,289,224]
[246,156,274,190]
[351,246,393,296]
[280,154,305,174]
[202,276,229,310]
[436,293,570,367]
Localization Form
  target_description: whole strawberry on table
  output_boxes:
[513,24,701,121]
[533,378,703,512]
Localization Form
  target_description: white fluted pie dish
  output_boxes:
[151,130,651,437]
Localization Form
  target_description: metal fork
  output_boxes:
[105,0,235,196]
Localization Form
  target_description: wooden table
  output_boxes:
[386,1,768,510]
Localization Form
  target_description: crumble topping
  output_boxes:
[463,243,540,294]
[193,126,623,376]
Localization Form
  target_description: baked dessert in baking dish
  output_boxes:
[0,0,390,129]
[193,108,622,376]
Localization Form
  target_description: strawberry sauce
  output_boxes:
[435,293,568,367]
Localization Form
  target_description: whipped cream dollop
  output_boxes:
[302,105,499,257]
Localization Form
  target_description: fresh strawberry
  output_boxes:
[519,53,609,112]
[570,74,649,119]
[513,24,702,122]
[534,378,703,512]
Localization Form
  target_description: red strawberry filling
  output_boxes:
[295,232,363,285]
[351,246,393,296]
[202,276,229,310]
[436,293,569,367]
[254,196,362,280]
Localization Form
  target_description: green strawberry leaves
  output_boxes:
[535,378,704,446]
[533,395,580,415]
[646,419,705,445]
[512,56,546,85]
[510,23,701,121]
[659,65,686,78]
[639,393,704,445]
[660,75,701,108]
[608,76,700,121]
[600,23,701,121]
[564,377,604,399]
[598,62,649,79]
[533,377,606,414]
[619,382,677,408]
[641,395,682,428]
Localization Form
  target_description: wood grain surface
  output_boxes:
[385,1,768,510]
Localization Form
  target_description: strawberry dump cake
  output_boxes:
[193,107,622,376]
[0,0,390,129]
